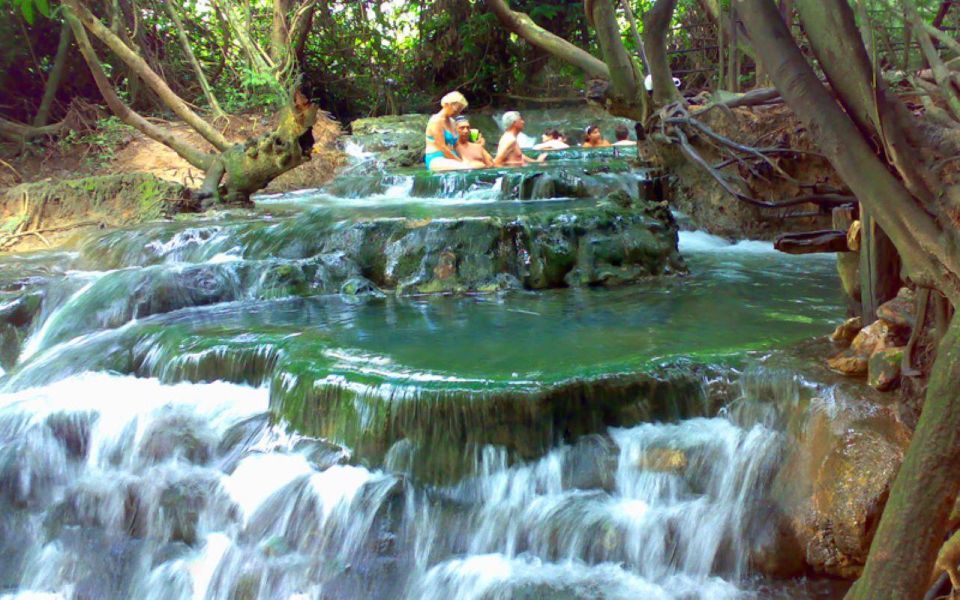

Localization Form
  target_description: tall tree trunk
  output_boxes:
[33,22,72,128]
[272,0,293,65]
[847,314,960,600]
[587,0,647,119]
[644,0,682,105]
[162,0,226,119]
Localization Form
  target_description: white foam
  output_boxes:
[221,452,314,523]
[678,230,775,254]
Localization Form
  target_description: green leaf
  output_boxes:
[20,0,35,24]
[35,0,50,18]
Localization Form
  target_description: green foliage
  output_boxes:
[218,67,286,113]
[7,0,49,24]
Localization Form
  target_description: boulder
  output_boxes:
[771,394,908,578]
[828,318,907,378]
[868,346,904,392]
[830,317,863,348]
[635,448,687,472]
[850,319,899,357]
[876,287,916,330]
[826,349,868,376]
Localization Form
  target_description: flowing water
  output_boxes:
[0,156,849,599]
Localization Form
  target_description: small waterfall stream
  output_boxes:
[0,157,848,599]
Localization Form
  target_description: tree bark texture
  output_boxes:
[486,0,610,79]
[644,0,682,105]
[587,0,647,120]
[847,314,960,600]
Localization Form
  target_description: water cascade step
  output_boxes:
[0,145,851,598]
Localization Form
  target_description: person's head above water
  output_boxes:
[502,111,525,132]
[584,124,602,144]
[440,91,468,116]
[615,125,629,142]
[541,129,563,142]
[455,116,473,142]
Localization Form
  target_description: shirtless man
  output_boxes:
[454,117,494,168]
[494,111,546,167]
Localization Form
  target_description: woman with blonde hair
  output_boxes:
[424,91,474,171]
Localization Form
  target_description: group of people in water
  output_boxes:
[424,91,637,172]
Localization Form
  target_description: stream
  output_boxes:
[0,150,850,599]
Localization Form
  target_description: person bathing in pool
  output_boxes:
[533,129,569,151]
[424,91,474,171]
[493,111,547,167]
[454,117,494,168]
[582,124,611,148]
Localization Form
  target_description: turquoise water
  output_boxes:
[0,159,848,599]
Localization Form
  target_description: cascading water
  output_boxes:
[0,149,850,599]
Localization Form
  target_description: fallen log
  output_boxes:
[774,229,850,254]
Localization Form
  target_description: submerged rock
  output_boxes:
[277,362,726,485]
[300,201,686,294]
[349,114,431,168]
[0,291,42,370]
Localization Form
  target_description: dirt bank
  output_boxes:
[0,109,345,253]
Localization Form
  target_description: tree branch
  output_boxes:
[64,0,230,152]
[65,6,214,171]
[738,0,960,303]
[486,0,610,80]
[33,22,72,128]
[162,0,226,120]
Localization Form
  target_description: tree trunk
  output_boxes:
[859,207,902,322]
[587,0,647,119]
[644,0,682,105]
[847,314,960,600]
[200,91,318,206]
[162,0,226,119]
[33,22,72,128]
[272,0,294,66]
[736,1,960,598]
[736,0,960,301]
[66,1,318,208]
